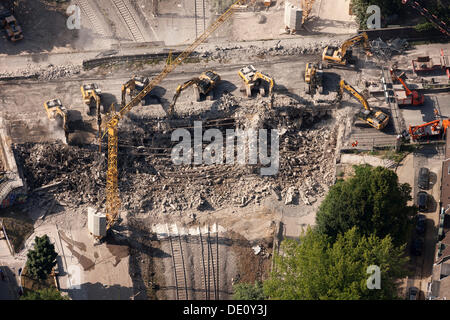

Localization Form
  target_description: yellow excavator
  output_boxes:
[339,79,389,130]
[43,99,69,141]
[168,70,220,116]
[81,83,102,116]
[322,32,371,66]
[238,65,274,97]
[121,76,150,107]
[304,62,324,95]
[81,83,102,147]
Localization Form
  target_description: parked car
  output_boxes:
[417,192,428,212]
[418,167,430,189]
[416,214,426,235]
[411,237,424,256]
[408,286,419,300]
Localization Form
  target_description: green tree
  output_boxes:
[20,287,68,300]
[25,235,58,280]
[316,165,415,246]
[233,281,266,300]
[264,227,408,300]
[351,0,402,29]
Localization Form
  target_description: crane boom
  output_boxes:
[402,0,450,37]
[103,0,247,232]
[389,68,412,96]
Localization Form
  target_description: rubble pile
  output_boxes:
[201,39,343,60]
[0,64,82,80]
[14,96,337,214]
[36,64,82,81]
[370,38,409,59]
[14,143,106,206]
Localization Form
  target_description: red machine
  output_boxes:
[409,119,450,141]
[402,0,449,37]
[390,68,424,106]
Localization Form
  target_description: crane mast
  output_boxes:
[103,0,247,232]
[402,0,450,37]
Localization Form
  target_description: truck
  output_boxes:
[0,3,23,42]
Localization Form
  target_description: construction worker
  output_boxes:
[434,108,439,118]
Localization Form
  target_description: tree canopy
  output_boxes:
[25,234,58,280]
[233,281,266,300]
[351,0,402,29]
[315,165,415,246]
[263,227,408,300]
[20,287,68,300]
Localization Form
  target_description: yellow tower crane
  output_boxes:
[100,0,248,235]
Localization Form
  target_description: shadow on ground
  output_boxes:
[0,1,80,55]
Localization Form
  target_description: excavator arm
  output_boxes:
[101,0,247,233]
[55,109,68,133]
[121,79,136,107]
[91,93,102,150]
[255,72,274,95]
[339,79,370,110]
[390,68,412,96]
[168,78,200,116]
[340,32,370,58]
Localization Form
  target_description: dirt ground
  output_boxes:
[1,0,358,55]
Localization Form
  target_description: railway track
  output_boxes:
[194,0,206,38]
[73,0,110,37]
[167,224,189,300]
[112,0,146,42]
[199,224,219,300]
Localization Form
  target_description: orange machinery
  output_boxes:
[409,119,450,141]
[390,68,424,107]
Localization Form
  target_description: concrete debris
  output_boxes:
[370,37,408,59]
[284,186,297,205]
[202,39,342,60]
[252,245,262,255]
[13,94,337,215]
[0,64,81,81]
